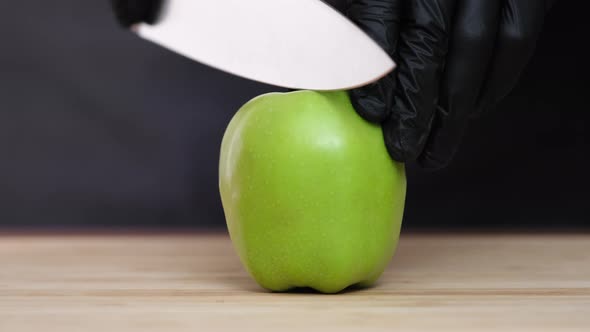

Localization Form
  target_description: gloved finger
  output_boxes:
[382,0,456,162]
[347,0,403,123]
[110,0,163,28]
[474,0,548,115]
[418,0,502,169]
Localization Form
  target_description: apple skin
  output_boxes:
[219,90,406,293]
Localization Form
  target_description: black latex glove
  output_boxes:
[110,0,162,27]
[346,0,554,169]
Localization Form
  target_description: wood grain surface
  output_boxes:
[1,232,589,331]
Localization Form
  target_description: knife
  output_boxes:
[117,0,395,91]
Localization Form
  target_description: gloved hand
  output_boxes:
[345,0,554,169]
[110,0,162,27]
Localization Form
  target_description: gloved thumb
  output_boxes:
[346,0,403,124]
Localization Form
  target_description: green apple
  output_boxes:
[219,90,406,293]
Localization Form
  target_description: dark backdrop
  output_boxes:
[1,1,588,230]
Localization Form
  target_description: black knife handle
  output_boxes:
[110,0,163,28]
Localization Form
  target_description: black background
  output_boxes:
[1,1,588,230]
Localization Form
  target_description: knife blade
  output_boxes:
[135,0,395,91]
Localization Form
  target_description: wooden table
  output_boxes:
[1,232,589,331]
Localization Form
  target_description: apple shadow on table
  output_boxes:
[275,284,370,295]
[219,269,376,295]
